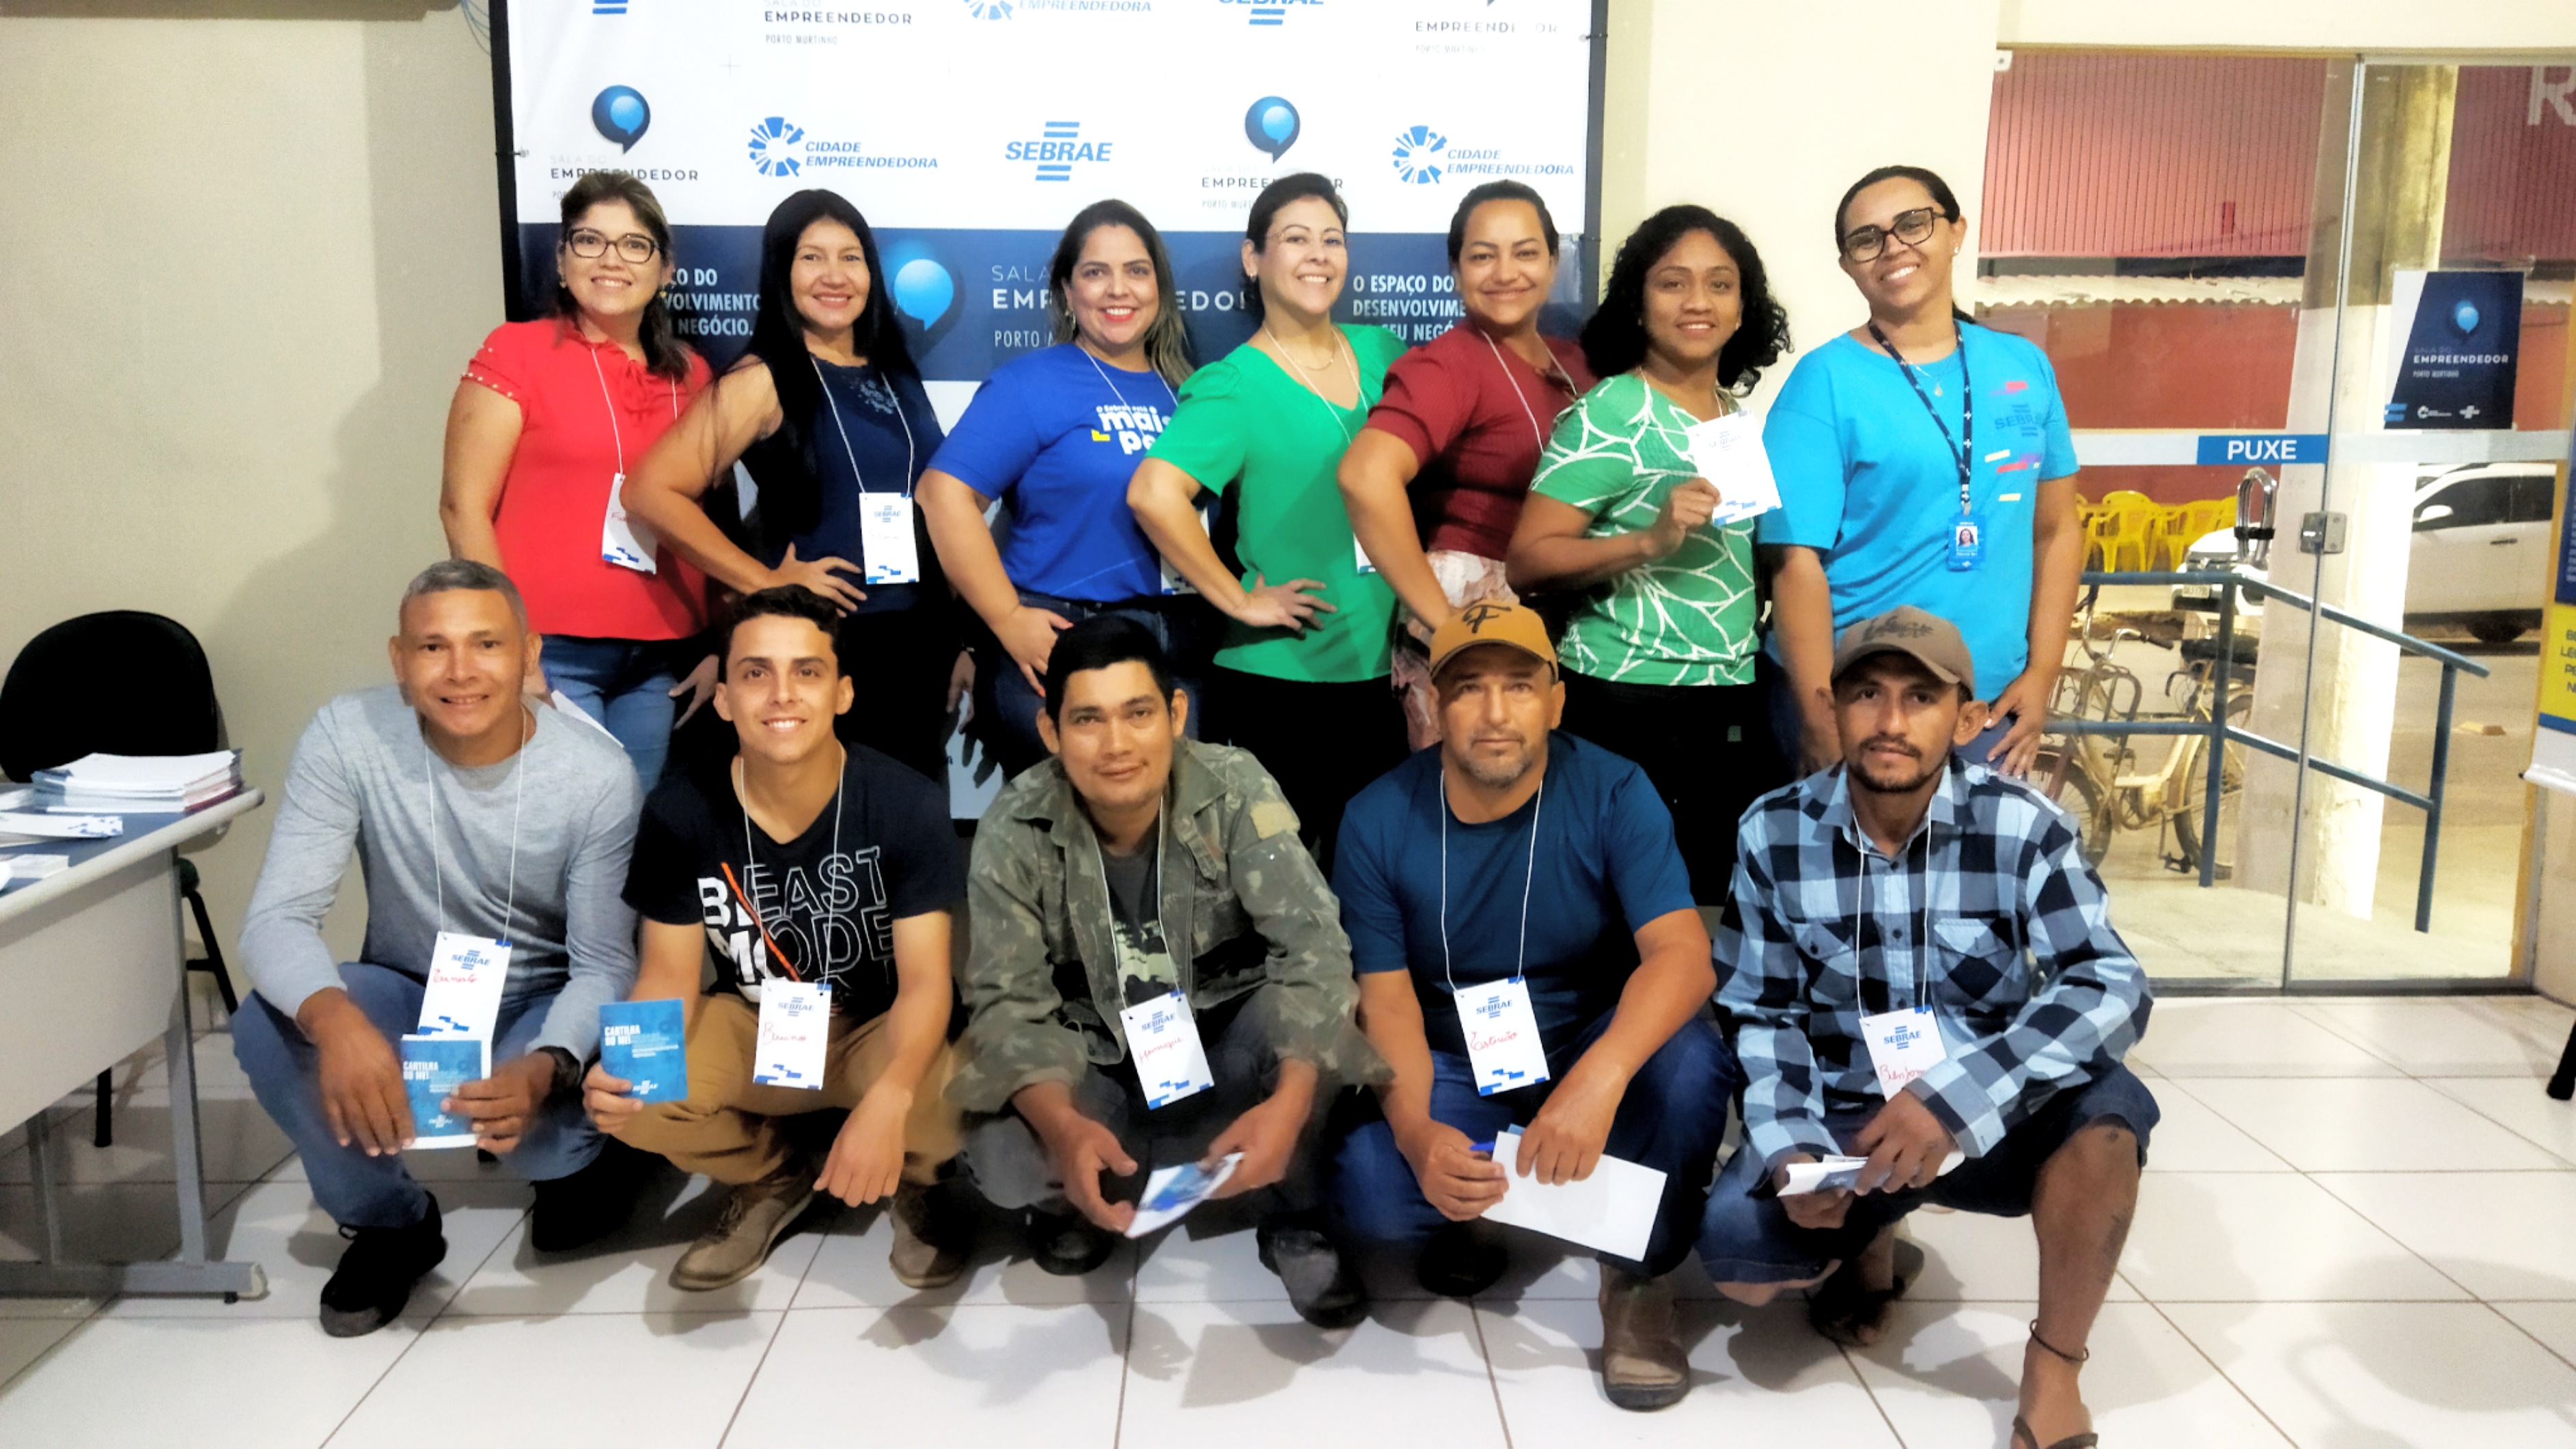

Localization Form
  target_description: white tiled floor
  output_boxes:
[5,996,2576,1447]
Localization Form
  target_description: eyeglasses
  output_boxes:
[564,228,661,264]
[1840,206,1943,263]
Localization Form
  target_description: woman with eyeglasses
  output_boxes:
[441,171,717,786]
[1339,180,1594,750]
[622,188,959,784]
[1760,164,2082,778]
[1126,173,1409,870]
[1504,205,1789,909]
[918,199,1209,778]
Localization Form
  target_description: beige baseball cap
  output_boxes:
[1830,605,1976,695]
[1427,600,1559,680]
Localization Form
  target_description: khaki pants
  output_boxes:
[611,994,964,1187]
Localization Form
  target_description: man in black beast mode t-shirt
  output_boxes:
[583,587,969,1292]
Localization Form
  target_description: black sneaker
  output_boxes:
[319,1196,447,1338]
[1027,1209,1118,1277]
[1258,1221,1367,1329]
[529,1138,653,1253]
[1416,1219,1508,1299]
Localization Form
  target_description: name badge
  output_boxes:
[1455,976,1551,1096]
[417,930,511,1046]
[600,470,656,574]
[859,493,922,585]
[1859,1006,1948,1098]
[1354,533,1379,575]
[1160,501,1215,597]
[1119,991,1215,1109]
[752,980,831,1089]
[1946,512,1985,572]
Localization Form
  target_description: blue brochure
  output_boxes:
[598,999,689,1103]
[400,1034,486,1149]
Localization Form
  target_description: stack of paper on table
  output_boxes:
[33,751,243,812]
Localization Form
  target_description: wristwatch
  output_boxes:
[538,1046,583,1096]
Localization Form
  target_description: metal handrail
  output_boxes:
[2051,568,2489,932]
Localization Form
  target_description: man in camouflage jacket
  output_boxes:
[952,615,1383,1325]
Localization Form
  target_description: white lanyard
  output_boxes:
[1081,345,1178,418]
[586,344,680,476]
[1437,771,1544,994]
[427,706,531,944]
[1263,325,1359,445]
[812,357,918,500]
[732,747,850,986]
[1478,328,1571,452]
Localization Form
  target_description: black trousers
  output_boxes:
[1201,667,1409,878]
[1561,671,1781,904]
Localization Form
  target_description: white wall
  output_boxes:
[0,10,497,961]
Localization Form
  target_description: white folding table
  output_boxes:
[0,790,269,1299]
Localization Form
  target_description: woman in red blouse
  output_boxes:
[439,171,716,786]
[1338,180,1594,748]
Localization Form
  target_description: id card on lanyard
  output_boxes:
[1440,774,1550,1095]
[1867,321,1980,572]
[414,713,529,1059]
[1855,829,1949,1096]
[814,357,921,587]
[590,348,674,575]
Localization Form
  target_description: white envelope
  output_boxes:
[1478,1127,1667,1261]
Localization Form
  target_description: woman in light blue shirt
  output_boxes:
[1760,165,2083,777]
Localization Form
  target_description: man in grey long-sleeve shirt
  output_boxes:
[233,560,643,1336]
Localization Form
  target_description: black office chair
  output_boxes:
[0,611,237,1148]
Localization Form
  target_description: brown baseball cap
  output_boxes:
[1427,600,1559,680]
[1831,605,1976,694]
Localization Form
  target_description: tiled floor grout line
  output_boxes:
[1110,1270,1137,1449]
[1839,1340,1913,1449]
[2483,1299,2576,1377]
[2139,1297,2301,1448]
[314,1165,526,1449]
[1466,1302,1513,1449]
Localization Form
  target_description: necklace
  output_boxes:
[1262,323,1358,441]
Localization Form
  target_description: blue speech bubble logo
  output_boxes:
[1244,97,1300,161]
[891,257,955,327]
[592,86,650,153]
[2452,299,2481,335]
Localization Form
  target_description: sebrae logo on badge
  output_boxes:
[591,86,650,153]
[1007,120,1112,183]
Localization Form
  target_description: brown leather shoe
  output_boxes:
[670,1169,817,1292]
[887,1180,969,1291]
[1598,1265,1689,1411]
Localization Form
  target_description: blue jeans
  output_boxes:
[233,962,603,1229]
[542,635,680,787]
[1331,1008,1739,1276]
[975,593,1208,778]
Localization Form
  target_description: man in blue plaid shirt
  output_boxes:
[1702,605,2153,1449]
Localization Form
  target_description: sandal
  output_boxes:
[2010,1322,2098,1448]
[1805,1236,1925,1347]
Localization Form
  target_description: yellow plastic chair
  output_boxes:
[2094,491,2159,573]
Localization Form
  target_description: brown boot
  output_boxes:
[887,1180,969,1291]
[1598,1265,1689,1411]
[670,1167,817,1292]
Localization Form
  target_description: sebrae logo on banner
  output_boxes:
[1222,0,1320,27]
[747,115,940,178]
[1007,120,1113,183]
[592,0,628,14]
[1391,124,1577,186]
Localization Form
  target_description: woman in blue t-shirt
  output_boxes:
[624,189,958,784]
[918,199,1209,776]
[1758,165,2083,777]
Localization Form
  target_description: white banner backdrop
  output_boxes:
[497,0,1601,381]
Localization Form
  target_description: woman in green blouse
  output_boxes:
[1127,173,1407,869]
[1506,205,1792,906]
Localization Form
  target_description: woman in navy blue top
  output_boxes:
[919,199,1208,777]
[625,189,958,783]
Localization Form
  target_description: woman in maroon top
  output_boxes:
[1340,180,1594,747]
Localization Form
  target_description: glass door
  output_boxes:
[2279,59,2576,989]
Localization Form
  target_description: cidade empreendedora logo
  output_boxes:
[1007,120,1111,184]
[1391,125,1448,184]
[963,0,1013,14]
[747,116,804,177]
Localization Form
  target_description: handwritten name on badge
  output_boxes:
[753,981,830,1088]
[1456,977,1551,1096]
[1120,992,1214,1109]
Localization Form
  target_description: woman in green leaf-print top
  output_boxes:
[1505,205,1793,905]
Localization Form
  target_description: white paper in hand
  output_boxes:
[752,980,831,1088]
[1124,1153,1244,1239]
[1779,1155,1871,1196]
[1681,411,1782,525]
[1478,1127,1667,1261]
